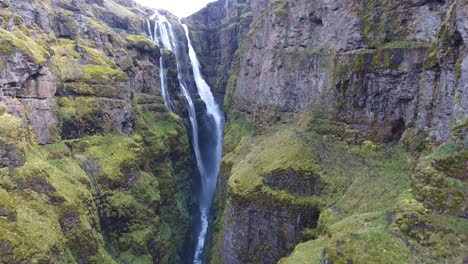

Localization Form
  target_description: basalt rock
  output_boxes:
[0,0,194,263]
[186,0,468,263]
[187,0,466,142]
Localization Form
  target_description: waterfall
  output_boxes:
[159,56,174,112]
[182,24,224,264]
[148,11,224,263]
[149,10,208,186]
[147,12,175,111]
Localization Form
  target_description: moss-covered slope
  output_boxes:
[0,0,194,263]
[211,108,467,264]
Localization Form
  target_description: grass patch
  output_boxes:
[382,41,430,49]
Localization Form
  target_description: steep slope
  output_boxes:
[0,0,195,263]
[186,0,467,263]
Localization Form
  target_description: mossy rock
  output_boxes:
[0,28,49,64]
[412,141,467,216]
[126,34,158,52]
[0,189,16,221]
[57,97,128,140]
[0,113,28,168]
[69,135,144,190]
[51,40,129,97]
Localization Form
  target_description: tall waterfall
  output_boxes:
[148,10,208,187]
[182,24,224,264]
[147,11,224,264]
[148,11,175,111]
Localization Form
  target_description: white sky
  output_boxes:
[133,0,218,18]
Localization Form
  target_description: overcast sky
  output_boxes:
[133,0,217,18]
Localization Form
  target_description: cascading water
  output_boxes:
[147,11,175,111]
[182,24,224,264]
[147,10,224,263]
[148,10,208,187]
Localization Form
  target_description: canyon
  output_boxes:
[0,0,466,263]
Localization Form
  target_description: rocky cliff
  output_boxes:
[0,0,195,263]
[186,0,467,263]
[0,0,466,263]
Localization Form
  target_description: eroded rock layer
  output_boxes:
[185,0,467,263]
[0,0,194,263]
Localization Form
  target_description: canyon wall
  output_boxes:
[186,0,467,263]
[0,0,195,262]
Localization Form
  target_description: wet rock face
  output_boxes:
[184,0,262,97]
[188,0,466,142]
[222,195,319,264]
[263,168,323,196]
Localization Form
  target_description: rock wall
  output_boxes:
[188,0,467,142]
[187,0,467,263]
[0,0,195,263]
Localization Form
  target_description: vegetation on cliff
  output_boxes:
[0,0,194,263]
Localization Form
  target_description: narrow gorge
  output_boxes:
[146,11,224,263]
[0,0,466,264]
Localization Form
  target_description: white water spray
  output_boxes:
[182,24,224,264]
[147,12,176,111]
[149,11,224,264]
[150,11,208,187]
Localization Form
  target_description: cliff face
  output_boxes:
[189,0,467,142]
[187,0,467,263]
[0,0,466,263]
[0,0,194,263]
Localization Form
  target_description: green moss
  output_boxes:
[220,106,451,263]
[223,111,253,154]
[0,194,63,263]
[455,51,463,81]
[118,251,152,264]
[71,135,144,189]
[51,41,84,82]
[0,28,49,64]
[424,38,440,69]
[278,129,466,263]
[120,56,134,71]
[42,143,71,160]
[389,199,467,262]
[298,107,344,137]
[223,50,241,112]
[126,34,157,50]
[323,213,415,264]
[0,141,110,263]
[411,140,466,216]
[433,141,459,159]
[356,0,412,48]
[272,0,289,19]
[382,41,429,49]
[225,126,320,201]
[0,1,195,262]
[51,40,128,92]
[82,65,129,83]
[13,15,23,26]
[400,128,428,153]
[240,12,253,20]
[0,113,26,140]
[58,96,96,120]
[80,45,116,67]
[0,188,16,221]
[0,39,13,54]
